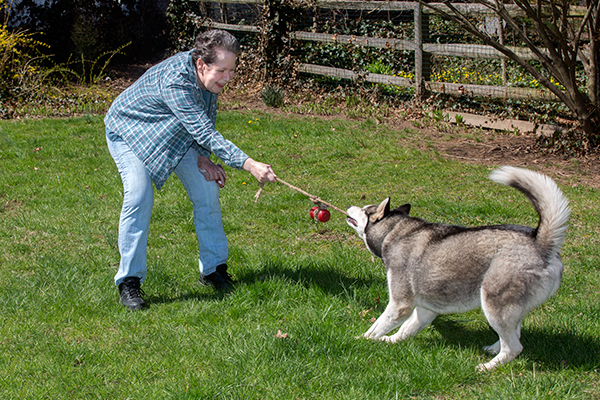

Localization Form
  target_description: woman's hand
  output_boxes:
[198,155,227,188]
[242,158,277,184]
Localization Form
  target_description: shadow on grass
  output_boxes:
[237,258,387,302]
[144,289,231,306]
[432,317,600,371]
[137,257,384,313]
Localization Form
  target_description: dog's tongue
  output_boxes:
[346,217,358,226]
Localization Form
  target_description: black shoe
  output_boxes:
[199,264,234,290]
[118,277,146,310]
[216,264,234,285]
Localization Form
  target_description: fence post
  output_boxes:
[414,2,430,100]
[499,20,507,85]
[219,2,228,23]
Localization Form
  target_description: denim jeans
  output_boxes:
[106,129,228,286]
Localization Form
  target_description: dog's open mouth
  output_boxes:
[346,217,358,227]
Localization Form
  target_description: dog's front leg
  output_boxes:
[363,302,413,340]
[383,306,438,343]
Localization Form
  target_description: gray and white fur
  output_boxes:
[346,166,570,371]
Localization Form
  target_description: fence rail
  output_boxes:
[195,0,586,16]
[193,0,580,102]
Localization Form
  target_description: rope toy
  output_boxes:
[254,178,349,222]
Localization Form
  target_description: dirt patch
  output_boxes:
[430,133,600,189]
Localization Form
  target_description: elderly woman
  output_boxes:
[105,29,277,310]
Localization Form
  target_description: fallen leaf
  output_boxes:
[359,308,373,317]
[274,329,288,339]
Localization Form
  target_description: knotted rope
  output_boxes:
[254,178,349,216]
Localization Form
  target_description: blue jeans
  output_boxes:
[106,129,228,286]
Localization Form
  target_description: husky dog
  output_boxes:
[346,166,570,371]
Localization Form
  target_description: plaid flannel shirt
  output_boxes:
[104,50,248,189]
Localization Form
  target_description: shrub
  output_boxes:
[0,1,51,100]
[260,85,285,108]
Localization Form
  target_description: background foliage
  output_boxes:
[0,0,595,153]
[11,0,168,63]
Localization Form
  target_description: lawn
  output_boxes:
[0,112,598,399]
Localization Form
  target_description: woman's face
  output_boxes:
[196,49,237,94]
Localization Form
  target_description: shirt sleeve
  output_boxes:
[161,81,249,169]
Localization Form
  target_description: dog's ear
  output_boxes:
[371,198,390,222]
[396,203,411,215]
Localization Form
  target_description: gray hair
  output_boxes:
[192,29,240,65]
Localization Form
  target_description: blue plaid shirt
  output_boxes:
[104,50,249,189]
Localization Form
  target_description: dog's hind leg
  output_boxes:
[483,321,521,355]
[383,306,438,343]
[479,297,525,370]
[477,326,523,371]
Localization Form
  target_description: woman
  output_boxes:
[105,29,277,310]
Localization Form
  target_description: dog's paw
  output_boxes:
[477,361,497,372]
[362,331,380,340]
[361,332,386,341]
[379,335,395,343]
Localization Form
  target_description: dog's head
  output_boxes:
[346,198,411,255]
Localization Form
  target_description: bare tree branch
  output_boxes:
[427,0,576,109]
[423,0,600,144]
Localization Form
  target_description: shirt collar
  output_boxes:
[186,50,203,91]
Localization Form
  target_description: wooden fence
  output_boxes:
[190,0,587,102]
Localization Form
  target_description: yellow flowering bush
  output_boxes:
[0,0,51,100]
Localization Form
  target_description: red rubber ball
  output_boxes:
[317,209,330,222]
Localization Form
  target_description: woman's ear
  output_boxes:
[196,58,206,74]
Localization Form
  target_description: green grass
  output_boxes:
[0,112,599,399]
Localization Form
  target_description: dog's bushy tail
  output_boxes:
[489,166,570,259]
